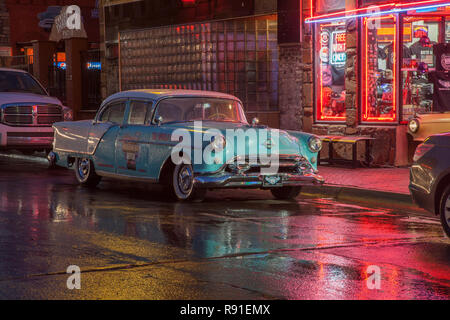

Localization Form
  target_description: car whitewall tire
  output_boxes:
[75,157,102,187]
[170,163,206,201]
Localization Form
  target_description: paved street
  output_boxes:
[0,154,449,300]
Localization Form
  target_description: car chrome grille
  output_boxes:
[4,115,33,125]
[226,155,306,174]
[1,103,63,126]
[37,116,62,125]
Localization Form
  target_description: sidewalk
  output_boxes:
[319,165,410,195]
[302,165,416,210]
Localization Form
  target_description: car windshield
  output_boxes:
[154,97,247,124]
[0,70,47,95]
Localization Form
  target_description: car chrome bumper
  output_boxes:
[0,125,54,148]
[194,172,325,189]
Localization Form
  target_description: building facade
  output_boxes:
[99,0,450,166]
[303,0,450,165]
[0,0,99,56]
[99,0,303,128]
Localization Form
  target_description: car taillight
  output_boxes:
[413,143,434,162]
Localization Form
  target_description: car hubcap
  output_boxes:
[445,195,450,227]
[177,165,193,195]
[78,158,90,180]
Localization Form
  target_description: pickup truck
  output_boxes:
[0,68,72,153]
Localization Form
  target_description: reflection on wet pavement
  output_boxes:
[0,156,449,299]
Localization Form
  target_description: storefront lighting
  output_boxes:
[362,15,397,123]
[317,21,347,122]
[306,1,450,24]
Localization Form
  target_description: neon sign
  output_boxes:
[87,62,101,70]
[316,22,347,122]
[362,16,397,123]
[330,31,347,65]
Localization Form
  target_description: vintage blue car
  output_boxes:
[49,90,324,201]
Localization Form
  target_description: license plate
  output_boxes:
[263,175,283,187]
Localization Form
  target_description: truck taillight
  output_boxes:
[413,143,434,162]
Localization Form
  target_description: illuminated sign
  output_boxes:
[87,62,101,70]
[414,26,429,38]
[55,62,66,69]
[330,31,347,65]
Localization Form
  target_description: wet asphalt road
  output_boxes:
[0,153,449,300]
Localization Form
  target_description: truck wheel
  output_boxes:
[270,187,301,200]
[167,163,206,201]
[75,157,102,187]
[439,185,450,238]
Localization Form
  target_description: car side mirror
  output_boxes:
[252,117,259,127]
[154,115,163,126]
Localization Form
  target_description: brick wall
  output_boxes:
[0,1,9,47]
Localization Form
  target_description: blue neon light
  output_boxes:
[87,62,101,70]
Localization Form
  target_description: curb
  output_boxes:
[301,184,425,213]
[0,152,48,165]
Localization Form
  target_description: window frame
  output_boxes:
[313,20,348,124]
[126,99,154,126]
[96,99,128,125]
[359,14,401,125]
[151,96,248,125]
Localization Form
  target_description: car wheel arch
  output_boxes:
[434,173,450,215]
[158,152,192,183]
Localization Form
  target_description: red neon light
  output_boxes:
[335,33,346,43]
[306,0,450,22]
[181,0,196,6]
[362,16,397,123]
[316,22,346,122]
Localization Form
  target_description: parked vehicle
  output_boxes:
[0,68,72,153]
[49,89,324,201]
[408,112,450,142]
[409,132,450,237]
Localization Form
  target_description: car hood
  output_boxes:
[165,121,302,157]
[0,92,62,106]
[427,132,450,147]
[416,112,450,124]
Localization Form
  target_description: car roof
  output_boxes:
[101,89,241,106]
[0,68,28,74]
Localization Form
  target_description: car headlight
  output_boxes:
[308,136,322,153]
[62,106,73,121]
[210,135,226,151]
[408,118,419,133]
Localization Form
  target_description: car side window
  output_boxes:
[128,101,152,125]
[154,100,181,124]
[99,102,126,124]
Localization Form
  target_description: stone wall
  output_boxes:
[278,44,304,130]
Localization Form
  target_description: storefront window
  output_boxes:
[446,21,450,42]
[362,15,397,123]
[401,14,450,117]
[401,17,441,117]
[315,21,347,122]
